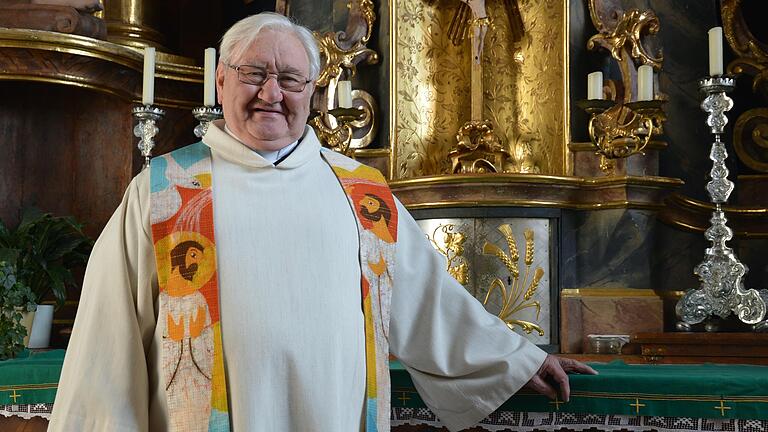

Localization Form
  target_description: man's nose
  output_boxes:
[257,76,283,103]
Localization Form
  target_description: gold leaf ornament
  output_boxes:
[428,224,470,286]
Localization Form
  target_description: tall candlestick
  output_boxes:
[708,26,724,76]
[338,80,353,108]
[637,65,653,101]
[587,72,603,100]
[204,48,216,107]
[142,47,156,106]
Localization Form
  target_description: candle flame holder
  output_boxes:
[577,99,666,174]
[193,106,224,138]
[132,105,165,169]
[675,75,768,332]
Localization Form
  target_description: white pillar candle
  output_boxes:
[637,65,653,101]
[142,47,156,106]
[337,80,353,108]
[203,48,216,107]
[708,26,724,76]
[587,71,603,100]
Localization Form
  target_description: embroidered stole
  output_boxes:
[149,142,397,432]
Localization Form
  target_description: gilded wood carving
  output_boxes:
[303,0,380,154]
[723,0,768,173]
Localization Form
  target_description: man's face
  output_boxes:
[216,29,314,151]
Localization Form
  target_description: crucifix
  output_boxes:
[446,0,524,121]
[444,0,526,174]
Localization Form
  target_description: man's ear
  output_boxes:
[216,62,226,105]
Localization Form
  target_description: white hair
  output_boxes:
[219,12,321,80]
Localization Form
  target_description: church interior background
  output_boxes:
[2,0,768,430]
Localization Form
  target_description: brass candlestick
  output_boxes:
[577,98,666,174]
[132,105,165,169]
[310,107,367,155]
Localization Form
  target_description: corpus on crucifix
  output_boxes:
[444,0,527,174]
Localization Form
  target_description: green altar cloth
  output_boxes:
[3,351,768,422]
[0,349,63,405]
[392,360,768,420]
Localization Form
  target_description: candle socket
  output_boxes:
[698,76,736,135]
[132,105,165,169]
[192,106,224,138]
[576,99,614,115]
[329,106,366,122]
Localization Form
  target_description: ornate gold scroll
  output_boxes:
[587,0,663,104]
[723,0,768,172]
[306,0,380,154]
[427,224,469,285]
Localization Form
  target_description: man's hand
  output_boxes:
[523,354,597,402]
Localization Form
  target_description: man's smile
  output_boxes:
[252,106,285,116]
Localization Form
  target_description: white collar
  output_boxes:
[202,121,320,170]
[223,125,299,165]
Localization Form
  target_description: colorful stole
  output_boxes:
[149,141,397,432]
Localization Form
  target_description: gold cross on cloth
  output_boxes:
[629,398,645,414]
[8,390,21,403]
[549,396,564,411]
[714,399,732,416]
[397,392,410,404]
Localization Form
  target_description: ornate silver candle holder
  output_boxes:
[676,76,768,332]
[132,105,166,169]
[192,106,223,138]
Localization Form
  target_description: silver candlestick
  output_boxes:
[192,106,223,138]
[132,105,166,169]
[676,76,768,332]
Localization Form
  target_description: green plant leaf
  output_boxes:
[0,248,19,264]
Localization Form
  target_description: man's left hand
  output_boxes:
[523,354,597,402]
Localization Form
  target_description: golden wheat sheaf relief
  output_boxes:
[482,224,545,335]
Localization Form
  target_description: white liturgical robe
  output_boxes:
[49,122,547,432]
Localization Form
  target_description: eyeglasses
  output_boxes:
[226,64,311,92]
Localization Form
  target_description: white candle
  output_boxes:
[637,65,653,101]
[337,80,353,108]
[587,71,603,100]
[204,48,216,107]
[142,47,156,106]
[708,26,724,76]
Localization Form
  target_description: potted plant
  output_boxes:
[0,260,36,360]
[0,208,93,348]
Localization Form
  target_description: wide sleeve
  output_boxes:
[48,169,158,432]
[389,199,548,432]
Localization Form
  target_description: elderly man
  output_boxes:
[49,12,594,432]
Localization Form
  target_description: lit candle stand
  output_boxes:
[576,68,666,174]
[133,46,165,168]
